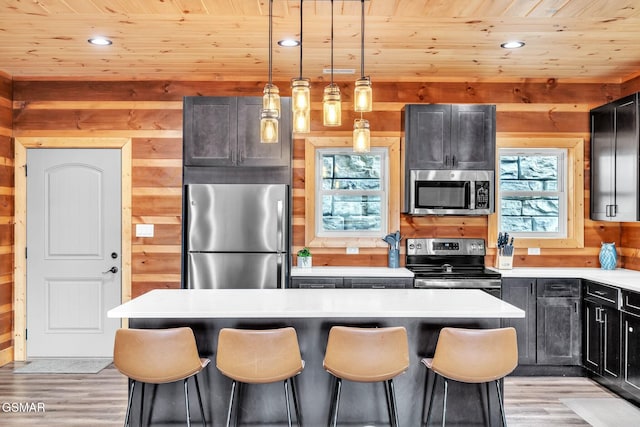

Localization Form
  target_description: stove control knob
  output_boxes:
[416,243,422,250]
[408,243,415,250]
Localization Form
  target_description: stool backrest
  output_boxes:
[216,327,304,384]
[431,327,518,383]
[113,327,204,384]
[324,326,409,382]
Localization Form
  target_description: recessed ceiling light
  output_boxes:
[501,41,525,49]
[278,39,300,47]
[88,37,112,46]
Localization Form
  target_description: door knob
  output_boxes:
[102,266,118,274]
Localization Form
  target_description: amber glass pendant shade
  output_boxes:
[291,78,310,133]
[260,109,279,143]
[353,118,370,153]
[323,84,342,127]
[262,83,280,118]
[354,77,372,112]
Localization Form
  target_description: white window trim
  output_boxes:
[315,147,389,238]
[499,147,568,239]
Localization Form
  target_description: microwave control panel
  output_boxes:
[474,181,490,209]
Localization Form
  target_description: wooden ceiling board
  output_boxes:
[1,0,640,82]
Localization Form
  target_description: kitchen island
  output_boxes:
[108,288,524,426]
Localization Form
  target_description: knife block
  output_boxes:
[495,255,513,270]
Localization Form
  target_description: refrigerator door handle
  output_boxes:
[277,199,284,253]
[277,253,284,289]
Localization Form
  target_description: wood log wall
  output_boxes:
[3,77,640,364]
[0,73,13,364]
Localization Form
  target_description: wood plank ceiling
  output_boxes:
[1,0,640,82]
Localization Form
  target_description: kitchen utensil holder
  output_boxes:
[496,255,513,270]
[388,249,399,268]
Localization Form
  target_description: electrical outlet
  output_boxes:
[528,247,541,255]
[346,247,359,255]
[136,224,154,238]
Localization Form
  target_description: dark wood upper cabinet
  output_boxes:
[183,96,291,168]
[403,104,496,171]
[590,92,640,221]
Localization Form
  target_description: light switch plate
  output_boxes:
[346,247,359,254]
[528,247,541,255]
[136,224,154,238]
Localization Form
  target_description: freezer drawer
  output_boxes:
[187,253,285,289]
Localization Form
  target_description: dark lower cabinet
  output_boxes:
[502,277,581,367]
[582,281,621,382]
[537,296,581,365]
[622,312,640,395]
[290,276,413,289]
[501,277,536,365]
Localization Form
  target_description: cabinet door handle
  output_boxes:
[451,155,456,166]
[444,155,449,166]
[595,307,602,323]
[574,301,578,314]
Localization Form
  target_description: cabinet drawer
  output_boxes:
[344,277,413,289]
[290,277,343,289]
[537,278,580,297]
[622,290,640,317]
[583,281,619,307]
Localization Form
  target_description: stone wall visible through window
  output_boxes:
[499,151,565,235]
[318,149,386,234]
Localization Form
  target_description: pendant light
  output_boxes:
[353,117,370,153]
[354,0,372,113]
[323,0,341,127]
[260,0,279,144]
[352,0,370,153]
[291,0,310,133]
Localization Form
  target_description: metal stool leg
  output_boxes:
[425,373,439,427]
[225,380,237,427]
[124,379,135,427]
[442,378,449,427]
[495,379,507,427]
[485,382,491,427]
[387,379,400,427]
[193,375,207,427]
[290,377,302,427]
[184,378,192,427]
[330,377,342,427]
[284,379,293,427]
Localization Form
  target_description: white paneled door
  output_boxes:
[26,149,121,358]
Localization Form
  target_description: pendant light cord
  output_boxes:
[299,0,303,79]
[360,0,365,78]
[330,0,334,85]
[268,0,273,85]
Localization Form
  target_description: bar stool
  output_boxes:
[216,327,304,427]
[421,327,518,427]
[113,327,210,427]
[323,326,409,427]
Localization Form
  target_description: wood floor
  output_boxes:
[0,363,627,426]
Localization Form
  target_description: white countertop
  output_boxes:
[498,267,640,292]
[107,288,524,319]
[291,266,414,277]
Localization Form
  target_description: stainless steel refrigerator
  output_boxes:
[184,183,289,289]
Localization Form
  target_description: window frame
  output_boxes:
[315,147,388,238]
[304,136,400,248]
[498,147,567,238]
[488,136,584,250]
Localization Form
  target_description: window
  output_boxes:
[499,148,566,238]
[316,148,387,237]
[303,137,400,248]
[488,137,584,249]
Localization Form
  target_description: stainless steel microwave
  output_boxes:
[409,170,494,215]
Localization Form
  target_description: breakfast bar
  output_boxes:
[108,288,524,426]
